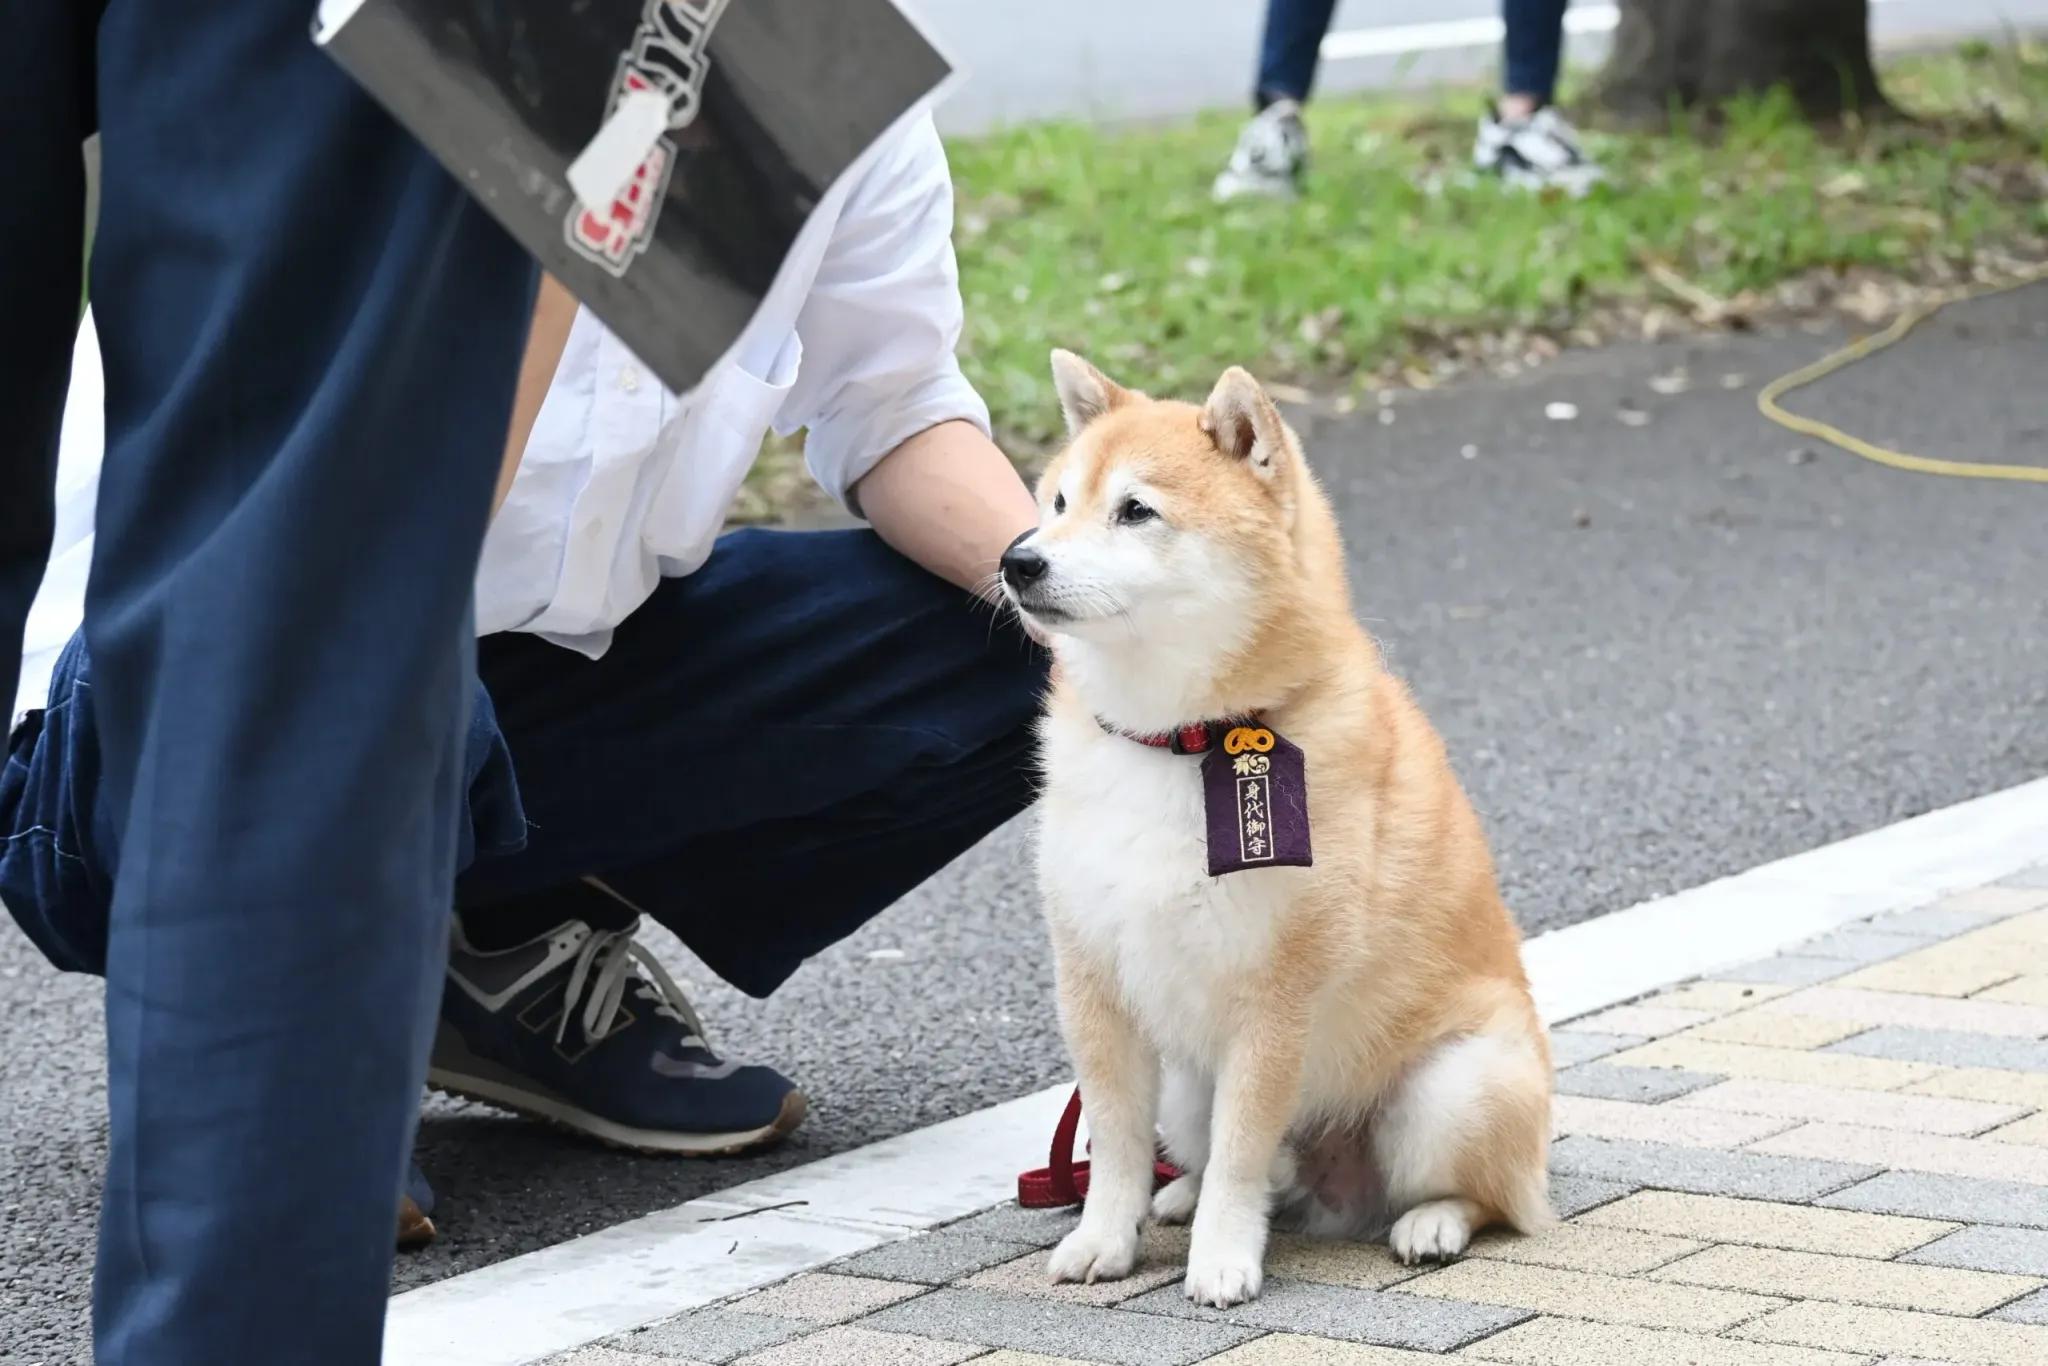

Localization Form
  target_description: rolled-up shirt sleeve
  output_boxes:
[776,112,992,511]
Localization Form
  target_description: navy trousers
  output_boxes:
[11,529,1044,993]
[1256,0,1571,107]
[2,2,534,1362]
[458,528,1047,998]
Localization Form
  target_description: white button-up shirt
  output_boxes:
[15,111,988,723]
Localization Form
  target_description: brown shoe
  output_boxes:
[396,1193,436,1251]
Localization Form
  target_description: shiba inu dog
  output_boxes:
[1000,352,1552,1309]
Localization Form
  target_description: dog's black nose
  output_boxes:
[1000,537,1049,589]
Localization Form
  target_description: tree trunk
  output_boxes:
[1600,0,1887,122]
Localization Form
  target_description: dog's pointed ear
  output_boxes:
[1199,367,1289,480]
[1050,349,1128,437]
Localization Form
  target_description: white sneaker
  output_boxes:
[1474,104,1606,196]
[1214,100,1309,202]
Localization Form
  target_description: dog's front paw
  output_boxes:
[1048,1222,1140,1285]
[1182,1244,1263,1308]
[1389,1198,1475,1265]
[1151,1173,1201,1225]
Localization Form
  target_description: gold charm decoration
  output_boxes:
[1225,726,1275,775]
[1222,726,1275,754]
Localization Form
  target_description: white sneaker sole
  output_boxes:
[427,1054,807,1157]
[1212,169,1299,203]
[1483,158,1606,198]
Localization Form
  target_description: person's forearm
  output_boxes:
[494,274,580,517]
[852,419,1037,602]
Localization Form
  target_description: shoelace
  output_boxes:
[554,926,708,1048]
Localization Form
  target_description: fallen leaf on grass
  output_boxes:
[1299,306,1345,344]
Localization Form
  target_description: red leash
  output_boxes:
[1016,1086,1182,1208]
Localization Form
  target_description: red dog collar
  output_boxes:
[1098,716,1260,755]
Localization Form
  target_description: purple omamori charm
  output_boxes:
[1200,726,1312,877]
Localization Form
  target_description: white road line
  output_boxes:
[384,1084,1075,1366]
[386,774,2048,1366]
[1523,775,2048,1021]
[1320,6,1619,63]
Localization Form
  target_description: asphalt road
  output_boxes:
[916,0,2048,131]
[6,286,2045,1361]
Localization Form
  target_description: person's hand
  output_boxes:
[852,421,1045,626]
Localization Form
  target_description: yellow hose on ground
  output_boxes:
[1755,263,2048,483]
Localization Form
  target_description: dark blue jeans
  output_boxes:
[457,528,1046,998]
[2,2,534,1362]
[1256,0,1571,107]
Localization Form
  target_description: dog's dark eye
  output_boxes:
[1118,497,1156,526]
[1052,491,1067,515]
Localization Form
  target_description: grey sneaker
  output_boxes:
[1214,99,1308,202]
[1473,104,1605,196]
[432,913,805,1154]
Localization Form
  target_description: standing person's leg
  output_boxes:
[437,529,1044,1151]
[1501,0,1571,109]
[1255,0,1341,108]
[1477,0,1604,191]
[0,2,90,717]
[1218,0,1334,200]
[55,3,534,1360]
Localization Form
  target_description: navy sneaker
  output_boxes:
[430,912,805,1154]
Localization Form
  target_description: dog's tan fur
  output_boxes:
[1016,353,1551,1307]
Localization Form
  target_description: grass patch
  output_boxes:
[946,41,2048,451]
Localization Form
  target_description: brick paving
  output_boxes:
[546,873,2048,1366]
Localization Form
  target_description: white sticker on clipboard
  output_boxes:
[566,87,673,214]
